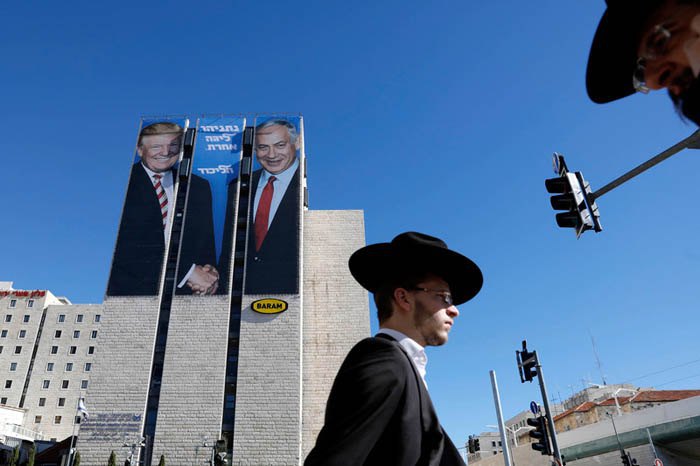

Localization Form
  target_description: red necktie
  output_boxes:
[153,174,168,229]
[254,176,276,251]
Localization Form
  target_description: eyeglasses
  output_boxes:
[407,287,454,306]
[633,24,674,94]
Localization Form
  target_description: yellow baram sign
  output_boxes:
[251,298,288,314]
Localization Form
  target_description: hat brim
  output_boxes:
[586,2,660,103]
[349,242,483,305]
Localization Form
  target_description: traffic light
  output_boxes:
[545,153,602,237]
[527,415,552,455]
[474,438,481,452]
[468,436,475,454]
[621,452,630,466]
[517,340,537,383]
[214,439,228,466]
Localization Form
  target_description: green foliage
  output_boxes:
[108,450,117,466]
[158,454,165,466]
[10,445,20,466]
[73,450,81,466]
[27,444,36,466]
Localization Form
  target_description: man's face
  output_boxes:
[409,275,459,347]
[637,2,700,122]
[255,124,298,174]
[137,133,182,173]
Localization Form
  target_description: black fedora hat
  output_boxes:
[586,0,663,103]
[348,232,483,305]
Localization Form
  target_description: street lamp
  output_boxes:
[612,388,637,416]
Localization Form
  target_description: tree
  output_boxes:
[73,450,81,466]
[27,444,36,466]
[9,445,19,466]
[158,454,165,466]
[108,450,117,466]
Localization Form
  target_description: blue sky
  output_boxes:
[3,0,699,447]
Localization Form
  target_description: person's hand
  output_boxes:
[187,264,219,295]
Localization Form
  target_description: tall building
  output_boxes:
[69,115,369,465]
[0,282,100,444]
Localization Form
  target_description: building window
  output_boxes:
[42,380,50,389]
[27,299,34,308]
[54,330,62,339]
[14,346,21,354]
[69,346,77,355]
[54,416,62,424]
[1,330,7,338]
[47,362,54,372]
[9,300,17,308]
[61,380,69,389]
[9,362,17,371]
[23,315,30,323]
[88,346,95,355]
[57,314,65,323]
[84,363,92,372]
[0,346,3,353]
[50,346,58,355]
[492,441,496,447]
[4,315,11,323]
[81,380,88,389]
[90,330,98,339]
[5,380,12,389]
[65,363,73,372]
[35,415,42,423]
[18,330,26,339]
[94,314,101,323]
[58,397,66,407]
[76,314,83,323]
[0,397,6,404]
[38,398,46,407]
[73,330,80,339]
[74,415,82,424]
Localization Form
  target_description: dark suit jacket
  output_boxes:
[305,334,465,466]
[219,165,300,295]
[107,162,216,296]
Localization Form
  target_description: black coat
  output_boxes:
[305,334,465,466]
[107,163,216,296]
[219,166,301,295]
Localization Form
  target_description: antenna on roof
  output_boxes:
[589,330,607,385]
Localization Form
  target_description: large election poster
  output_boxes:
[107,118,188,296]
[244,116,303,295]
[174,117,245,296]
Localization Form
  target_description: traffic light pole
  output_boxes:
[534,357,562,465]
[490,370,514,466]
[591,129,700,200]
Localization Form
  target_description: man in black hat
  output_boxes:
[305,232,483,466]
[586,0,700,125]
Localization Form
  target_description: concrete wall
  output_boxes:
[151,294,230,463]
[76,297,160,465]
[301,210,369,459]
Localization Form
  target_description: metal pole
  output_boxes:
[647,428,658,459]
[534,355,562,464]
[490,370,513,466]
[592,130,700,200]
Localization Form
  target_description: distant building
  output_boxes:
[554,389,700,432]
[0,282,98,444]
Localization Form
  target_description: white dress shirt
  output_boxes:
[252,158,299,228]
[376,328,428,389]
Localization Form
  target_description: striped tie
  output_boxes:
[153,174,168,229]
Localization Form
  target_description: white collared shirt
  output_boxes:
[252,158,299,228]
[140,163,195,287]
[140,162,175,237]
[377,328,428,389]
